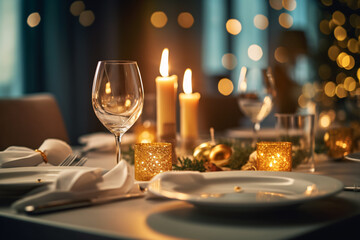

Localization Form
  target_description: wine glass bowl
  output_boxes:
[237,67,276,142]
[92,60,144,163]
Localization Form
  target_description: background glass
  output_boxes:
[275,113,315,172]
[92,60,144,164]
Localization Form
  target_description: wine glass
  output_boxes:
[92,60,144,164]
[237,66,276,145]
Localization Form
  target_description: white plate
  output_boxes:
[0,166,94,199]
[345,152,360,162]
[148,171,343,211]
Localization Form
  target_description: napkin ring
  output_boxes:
[35,149,48,163]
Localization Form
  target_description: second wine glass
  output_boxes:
[237,67,276,145]
[92,60,144,164]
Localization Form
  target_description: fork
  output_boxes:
[59,154,87,166]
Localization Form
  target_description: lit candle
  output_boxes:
[256,142,292,171]
[179,68,201,141]
[155,48,178,140]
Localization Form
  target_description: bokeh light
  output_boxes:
[357,68,360,82]
[335,84,347,98]
[319,20,331,35]
[319,113,331,128]
[302,83,316,98]
[298,94,308,108]
[274,46,288,63]
[334,26,347,41]
[221,53,237,70]
[321,0,333,6]
[254,14,269,30]
[279,13,293,29]
[332,11,345,25]
[79,10,95,27]
[177,12,194,29]
[27,12,41,28]
[226,19,242,35]
[269,0,282,10]
[347,38,359,53]
[324,81,336,97]
[248,44,263,61]
[344,77,356,91]
[70,1,85,16]
[349,14,360,28]
[282,0,297,11]
[336,72,346,84]
[327,45,340,61]
[218,78,234,96]
[151,11,168,28]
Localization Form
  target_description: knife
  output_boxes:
[22,192,145,215]
[343,185,360,192]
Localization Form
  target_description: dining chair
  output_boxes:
[0,93,69,150]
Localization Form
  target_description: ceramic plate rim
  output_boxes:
[345,152,360,162]
[148,171,343,209]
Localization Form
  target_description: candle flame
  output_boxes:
[238,66,247,92]
[159,48,169,77]
[183,68,192,94]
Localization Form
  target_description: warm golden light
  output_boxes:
[335,84,347,98]
[79,10,95,27]
[222,53,237,70]
[218,78,234,96]
[320,20,331,35]
[279,13,293,29]
[183,68,192,94]
[334,26,347,41]
[226,19,242,35]
[332,11,345,25]
[302,83,316,98]
[336,72,346,84]
[27,12,41,28]
[347,38,359,53]
[151,11,167,28]
[248,44,263,61]
[324,81,336,97]
[274,47,288,63]
[238,66,247,92]
[269,0,283,10]
[344,55,355,70]
[357,68,360,82]
[336,52,347,68]
[177,12,194,28]
[319,114,331,128]
[256,142,292,172]
[159,48,169,77]
[328,128,353,159]
[282,0,297,11]
[321,0,333,6]
[254,14,269,30]
[344,77,356,91]
[298,94,307,108]
[70,1,85,16]
[328,45,340,61]
[105,82,111,94]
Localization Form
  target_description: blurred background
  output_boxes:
[0,0,359,144]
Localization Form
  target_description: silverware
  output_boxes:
[22,192,145,215]
[343,184,360,192]
[59,154,87,166]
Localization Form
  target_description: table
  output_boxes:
[1,151,360,240]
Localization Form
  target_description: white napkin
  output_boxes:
[78,132,135,152]
[0,139,72,168]
[12,160,137,211]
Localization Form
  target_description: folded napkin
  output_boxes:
[78,132,135,152]
[0,139,72,168]
[12,160,137,212]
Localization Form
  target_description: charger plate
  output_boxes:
[148,171,343,211]
[345,152,360,162]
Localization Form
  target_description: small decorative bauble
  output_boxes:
[193,142,214,160]
[209,144,232,167]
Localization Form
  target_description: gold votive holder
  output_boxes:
[257,142,292,171]
[328,127,353,159]
[134,143,172,181]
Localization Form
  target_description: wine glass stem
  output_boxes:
[252,122,260,147]
[115,135,122,164]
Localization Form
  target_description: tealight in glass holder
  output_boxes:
[134,143,172,181]
[257,142,292,171]
[327,127,353,159]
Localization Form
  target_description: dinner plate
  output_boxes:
[148,171,343,211]
[345,152,360,162]
[0,166,94,199]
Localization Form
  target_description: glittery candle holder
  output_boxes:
[257,142,292,171]
[134,143,172,181]
[328,127,353,159]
